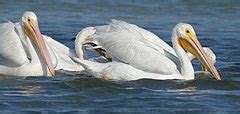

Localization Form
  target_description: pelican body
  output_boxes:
[73,20,221,81]
[0,11,83,76]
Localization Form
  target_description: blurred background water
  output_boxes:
[0,0,239,113]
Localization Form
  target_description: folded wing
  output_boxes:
[93,20,178,75]
[0,22,28,67]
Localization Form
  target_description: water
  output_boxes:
[0,0,239,113]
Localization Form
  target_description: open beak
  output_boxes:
[23,19,56,77]
[178,33,221,80]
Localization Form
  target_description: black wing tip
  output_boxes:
[71,37,76,41]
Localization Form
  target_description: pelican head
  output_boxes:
[75,27,96,44]
[174,23,221,80]
[21,11,55,77]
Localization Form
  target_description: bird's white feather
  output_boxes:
[0,22,28,67]
[43,35,84,72]
[93,20,178,74]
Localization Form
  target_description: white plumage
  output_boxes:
[73,20,220,81]
[0,11,84,76]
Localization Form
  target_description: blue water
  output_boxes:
[0,0,240,113]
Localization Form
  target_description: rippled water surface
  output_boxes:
[0,0,239,113]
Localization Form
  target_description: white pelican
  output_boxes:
[72,20,221,81]
[0,11,83,76]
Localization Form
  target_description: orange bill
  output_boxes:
[178,34,221,80]
[23,18,56,77]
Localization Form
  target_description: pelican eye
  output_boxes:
[186,30,190,33]
[28,18,31,22]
